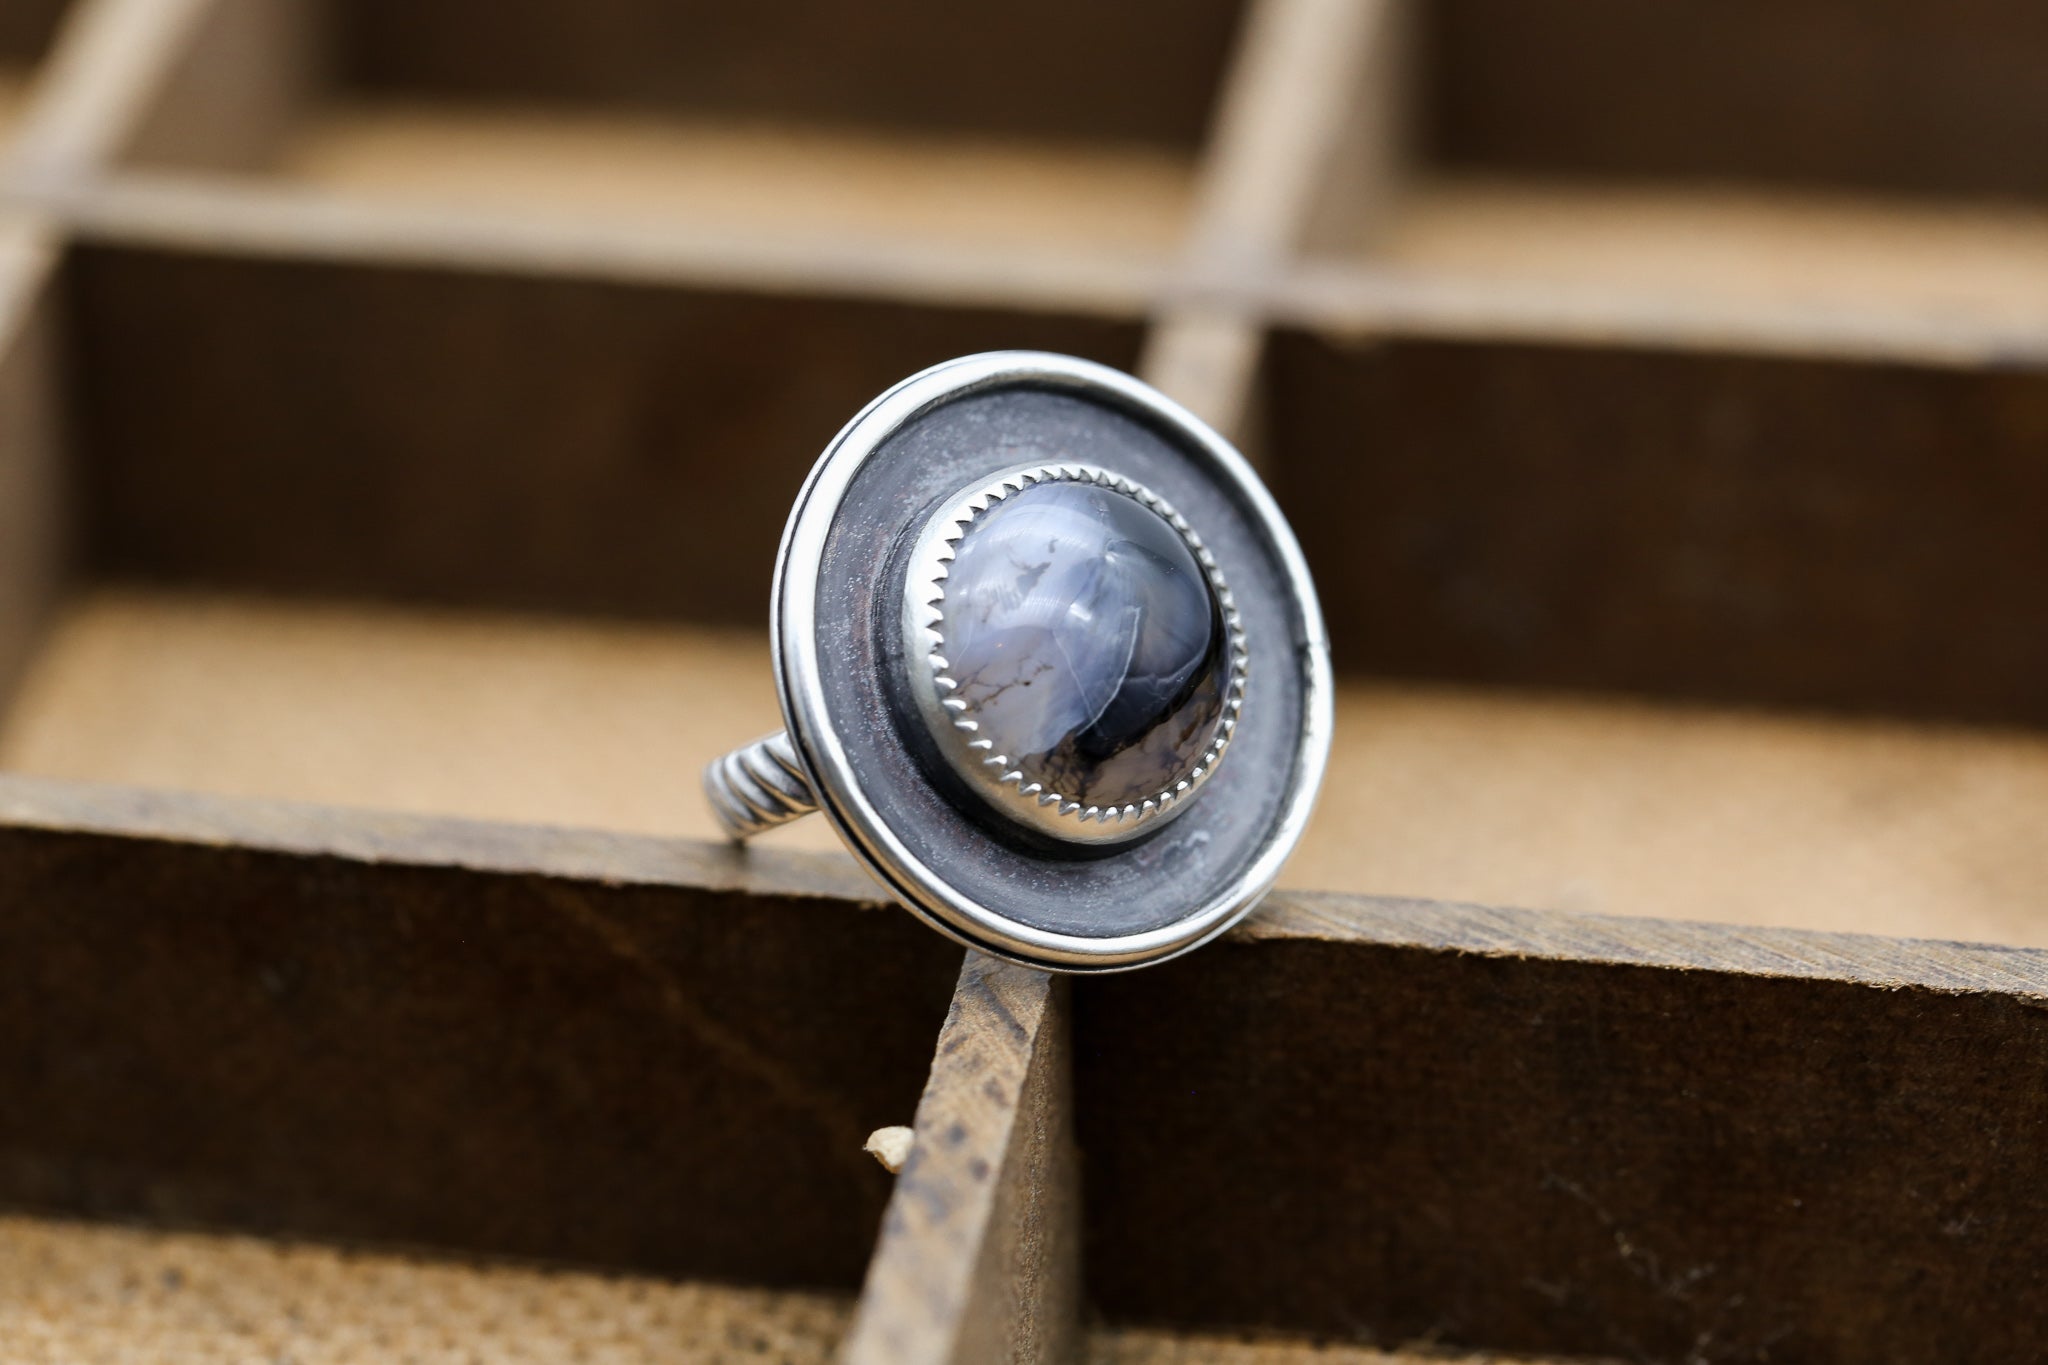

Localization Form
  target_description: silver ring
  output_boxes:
[705,352,1332,973]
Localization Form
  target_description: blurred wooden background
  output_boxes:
[2,1,2046,1361]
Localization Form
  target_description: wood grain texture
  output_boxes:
[843,956,1079,1365]
[0,217,63,709]
[1266,331,2048,729]
[0,774,959,1287]
[8,773,2048,1361]
[1078,891,2048,1362]
[63,242,1143,623]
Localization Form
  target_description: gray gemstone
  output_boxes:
[935,479,1228,817]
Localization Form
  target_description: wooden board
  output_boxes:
[1076,893,2048,1362]
[5,778,2045,1363]
[844,957,1078,1365]
[0,775,960,1289]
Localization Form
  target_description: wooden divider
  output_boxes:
[1142,0,1397,438]
[844,958,1078,1365]
[0,217,63,708]
[7,772,2046,1361]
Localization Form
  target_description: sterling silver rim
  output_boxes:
[772,352,1332,972]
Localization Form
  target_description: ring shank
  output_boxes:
[703,732,818,840]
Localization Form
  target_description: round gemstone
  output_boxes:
[934,478,1229,820]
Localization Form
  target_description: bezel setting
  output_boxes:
[900,463,1250,846]
[771,350,1333,973]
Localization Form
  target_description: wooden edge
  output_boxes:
[2,0,216,185]
[1268,259,2048,370]
[15,170,1168,319]
[0,214,64,709]
[0,771,887,906]
[840,956,1079,1365]
[44,180,2037,375]
[1244,887,2048,999]
[10,769,2040,1011]
[1143,0,1400,437]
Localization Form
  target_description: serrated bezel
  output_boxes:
[900,462,1249,846]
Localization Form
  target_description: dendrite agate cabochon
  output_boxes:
[912,470,1242,843]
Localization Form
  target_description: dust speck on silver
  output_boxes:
[902,465,1247,845]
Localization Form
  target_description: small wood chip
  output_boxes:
[863,1125,914,1174]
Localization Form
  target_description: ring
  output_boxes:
[704,352,1331,972]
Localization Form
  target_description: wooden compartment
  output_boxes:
[3,1,2048,1362]
[1254,0,2048,954]
[109,0,1249,266]
[61,244,1143,622]
[1295,0,2048,356]
[0,238,1142,856]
